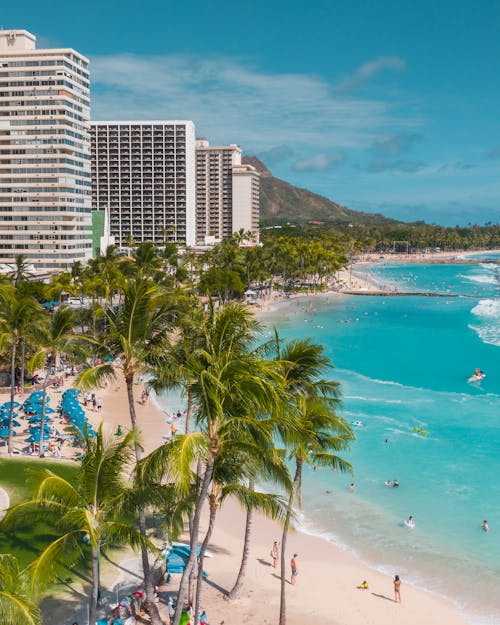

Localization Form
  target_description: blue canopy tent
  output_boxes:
[165,544,207,577]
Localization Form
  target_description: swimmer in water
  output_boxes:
[349,483,355,492]
[483,520,489,532]
[406,516,415,527]
[393,479,399,488]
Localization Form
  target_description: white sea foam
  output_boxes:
[462,273,498,285]
[480,262,497,270]
[468,299,500,346]
[345,395,403,404]
[471,298,500,319]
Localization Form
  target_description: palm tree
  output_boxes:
[0,554,40,625]
[28,308,88,457]
[2,426,152,625]
[0,287,43,454]
[274,337,355,625]
[142,303,290,625]
[193,438,290,620]
[7,254,31,287]
[75,277,178,625]
[148,301,205,434]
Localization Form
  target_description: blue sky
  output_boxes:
[5,0,500,225]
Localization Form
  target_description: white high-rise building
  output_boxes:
[91,121,196,246]
[232,163,260,243]
[195,139,259,246]
[0,29,92,270]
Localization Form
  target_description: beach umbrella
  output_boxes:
[28,415,53,424]
[42,300,59,308]
[29,426,52,435]
[2,401,20,409]
[0,410,18,419]
[27,433,51,443]
[0,428,15,438]
[0,418,21,428]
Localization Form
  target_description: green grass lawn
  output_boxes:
[0,457,78,568]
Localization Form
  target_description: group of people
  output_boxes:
[83,392,103,412]
[358,575,401,602]
[273,538,405,603]
[167,598,209,625]
[270,541,298,585]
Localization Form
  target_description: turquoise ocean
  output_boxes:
[258,254,500,625]
[157,254,499,624]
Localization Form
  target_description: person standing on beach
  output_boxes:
[290,553,298,585]
[394,574,401,603]
[270,541,279,568]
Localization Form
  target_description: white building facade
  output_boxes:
[195,139,241,244]
[91,121,196,247]
[195,139,259,246]
[232,163,260,243]
[0,29,92,270]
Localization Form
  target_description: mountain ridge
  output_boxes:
[243,156,396,226]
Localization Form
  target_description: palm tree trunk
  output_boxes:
[298,470,303,510]
[38,370,50,458]
[19,338,25,399]
[125,374,163,625]
[7,341,17,455]
[279,458,302,625]
[89,544,100,625]
[172,458,215,625]
[193,498,217,624]
[227,478,255,600]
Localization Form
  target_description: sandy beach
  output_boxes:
[1,375,472,625]
[4,250,494,623]
[77,381,475,623]
[88,385,472,625]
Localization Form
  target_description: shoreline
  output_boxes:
[0,379,478,625]
[253,248,500,312]
[3,251,496,623]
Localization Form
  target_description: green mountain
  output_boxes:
[243,156,395,225]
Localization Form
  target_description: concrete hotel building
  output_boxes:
[0,29,92,269]
[195,139,259,245]
[90,121,196,246]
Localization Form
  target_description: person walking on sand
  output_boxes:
[290,553,298,585]
[270,541,279,568]
[394,574,401,603]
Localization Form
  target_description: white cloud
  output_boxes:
[336,56,406,93]
[90,53,420,154]
[293,152,345,172]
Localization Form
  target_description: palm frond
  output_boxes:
[75,363,117,391]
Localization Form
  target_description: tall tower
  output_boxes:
[232,163,260,244]
[0,29,92,270]
[195,139,241,245]
[195,139,259,246]
[90,121,196,247]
